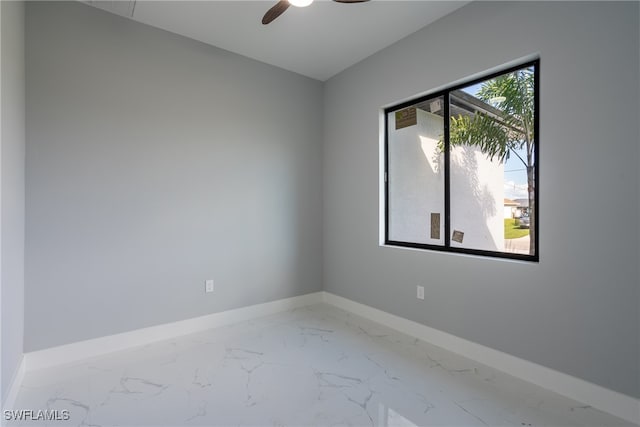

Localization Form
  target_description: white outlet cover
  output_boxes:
[417,286,425,300]
[205,280,214,293]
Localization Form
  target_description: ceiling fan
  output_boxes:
[262,0,370,25]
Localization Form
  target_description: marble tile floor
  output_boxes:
[8,303,635,427]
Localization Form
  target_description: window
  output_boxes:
[384,60,539,261]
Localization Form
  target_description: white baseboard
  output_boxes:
[2,355,25,412]
[322,291,639,425]
[24,292,324,372]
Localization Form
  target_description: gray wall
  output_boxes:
[1,0,26,403]
[25,1,323,351]
[323,1,639,398]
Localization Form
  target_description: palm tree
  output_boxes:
[448,66,536,254]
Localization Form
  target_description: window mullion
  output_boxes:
[444,91,451,248]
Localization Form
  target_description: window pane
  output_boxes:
[387,96,445,245]
[448,66,536,256]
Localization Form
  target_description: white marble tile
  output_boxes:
[8,304,634,427]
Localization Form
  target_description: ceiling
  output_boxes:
[85,1,469,81]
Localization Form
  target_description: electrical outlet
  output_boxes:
[416,285,425,300]
[205,279,214,293]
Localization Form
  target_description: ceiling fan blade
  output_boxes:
[262,0,291,25]
[333,0,370,3]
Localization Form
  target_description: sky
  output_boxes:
[503,149,529,200]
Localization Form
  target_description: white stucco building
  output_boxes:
[388,103,504,252]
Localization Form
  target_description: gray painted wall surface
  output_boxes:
[25,1,323,351]
[323,1,639,398]
[1,0,25,403]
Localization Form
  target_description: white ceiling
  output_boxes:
[87,1,469,81]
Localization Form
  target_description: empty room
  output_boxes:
[1,1,639,426]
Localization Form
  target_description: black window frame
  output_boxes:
[384,59,539,262]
